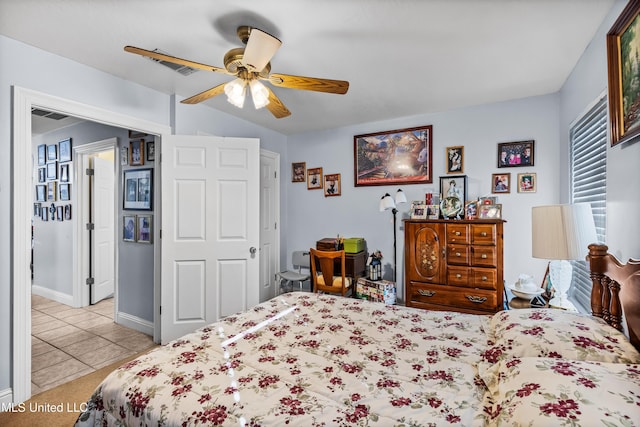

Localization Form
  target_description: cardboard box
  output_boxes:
[344,237,365,253]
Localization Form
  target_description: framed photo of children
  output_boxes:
[517,173,537,193]
[324,173,341,197]
[123,168,153,210]
[446,146,463,174]
[465,200,478,220]
[129,140,144,166]
[292,162,306,182]
[478,204,502,219]
[307,167,323,190]
[492,173,511,193]
[497,140,534,168]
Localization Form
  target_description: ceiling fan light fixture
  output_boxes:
[224,78,247,108]
[242,28,282,73]
[249,80,270,109]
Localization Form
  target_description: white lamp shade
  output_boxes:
[224,78,247,108]
[395,189,407,205]
[379,193,396,212]
[242,28,282,73]
[531,203,598,260]
[249,80,270,109]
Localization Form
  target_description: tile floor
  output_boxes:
[31,294,156,395]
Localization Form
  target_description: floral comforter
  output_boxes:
[75,292,493,426]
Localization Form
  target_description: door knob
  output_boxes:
[250,247,257,255]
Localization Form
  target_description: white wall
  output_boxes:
[286,94,561,300]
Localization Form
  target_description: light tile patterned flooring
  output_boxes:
[31,294,156,395]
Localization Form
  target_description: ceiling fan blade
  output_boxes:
[265,87,291,119]
[181,83,227,104]
[124,46,230,74]
[241,28,282,73]
[268,73,349,94]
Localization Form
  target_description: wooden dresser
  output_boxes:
[404,219,505,314]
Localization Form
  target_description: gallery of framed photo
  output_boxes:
[517,172,537,193]
[439,175,467,219]
[324,173,341,197]
[497,140,534,167]
[354,125,433,186]
[446,146,464,174]
[492,172,511,194]
[129,140,145,166]
[123,168,153,210]
[607,0,640,146]
[307,167,323,190]
[59,138,72,162]
[292,162,306,183]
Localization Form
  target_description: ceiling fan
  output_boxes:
[124,26,349,119]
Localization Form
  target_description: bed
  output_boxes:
[75,244,640,426]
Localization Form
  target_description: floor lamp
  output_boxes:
[379,189,407,282]
[531,203,598,309]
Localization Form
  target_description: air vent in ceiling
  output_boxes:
[148,49,198,76]
[31,108,69,120]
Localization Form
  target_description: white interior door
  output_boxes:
[161,135,260,343]
[91,155,115,304]
[259,151,279,302]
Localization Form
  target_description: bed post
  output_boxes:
[588,244,607,321]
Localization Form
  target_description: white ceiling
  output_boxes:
[1,0,615,136]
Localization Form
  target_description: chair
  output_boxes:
[276,251,310,293]
[310,248,352,297]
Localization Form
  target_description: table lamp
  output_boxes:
[531,203,598,309]
[379,189,407,281]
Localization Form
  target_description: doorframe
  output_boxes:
[260,149,281,301]
[73,139,118,308]
[11,86,170,404]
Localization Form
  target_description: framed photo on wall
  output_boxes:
[307,167,323,190]
[497,140,534,167]
[46,144,57,162]
[37,144,46,166]
[354,125,433,186]
[492,173,511,193]
[137,214,153,243]
[607,0,640,146]
[324,173,341,197]
[46,162,57,180]
[129,140,145,166]
[47,181,57,201]
[59,138,72,162]
[36,185,46,202]
[120,146,129,166]
[146,141,155,161]
[123,215,136,242]
[292,162,306,182]
[517,173,537,193]
[446,146,464,174]
[123,168,153,210]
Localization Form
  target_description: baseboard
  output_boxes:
[31,285,74,306]
[116,311,154,336]
[0,387,13,410]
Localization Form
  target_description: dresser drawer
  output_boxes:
[447,244,470,265]
[447,266,469,286]
[472,246,497,267]
[446,224,469,244]
[471,224,497,245]
[471,268,497,289]
[408,282,498,312]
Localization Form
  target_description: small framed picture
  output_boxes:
[59,138,72,163]
[137,214,153,243]
[59,183,70,201]
[123,215,136,242]
[46,144,57,162]
[41,207,49,222]
[292,162,306,183]
[478,196,497,205]
[517,173,537,193]
[146,141,155,162]
[478,204,502,219]
[64,204,72,220]
[324,173,341,197]
[307,167,323,190]
[47,181,57,201]
[36,185,46,202]
[446,146,464,174]
[426,205,440,219]
[60,164,70,182]
[410,203,427,219]
[497,140,534,168]
[56,206,64,221]
[120,146,129,166]
[37,144,46,166]
[123,168,153,210]
[465,200,478,220]
[46,162,57,180]
[38,168,46,183]
[33,203,41,217]
[129,140,144,166]
[492,173,511,194]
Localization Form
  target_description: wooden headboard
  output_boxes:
[588,244,640,351]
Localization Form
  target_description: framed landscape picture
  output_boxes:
[354,125,433,186]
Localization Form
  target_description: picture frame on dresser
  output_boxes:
[478,204,502,219]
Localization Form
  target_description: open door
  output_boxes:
[160,135,260,343]
[91,154,116,304]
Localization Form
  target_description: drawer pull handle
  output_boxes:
[482,276,488,281]
[456,252,461,257]
[455,231,461,236]
[481,232,487,237]
[456,274,462,279]
[466,295,487,304]
[481,254,487,259]
[418,290,436,297]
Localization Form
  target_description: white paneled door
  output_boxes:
[161,135,260,343]
[91,155,115,304]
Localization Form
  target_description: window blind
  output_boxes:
[569,95,607,313]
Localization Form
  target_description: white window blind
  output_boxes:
[569,95,607,313]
